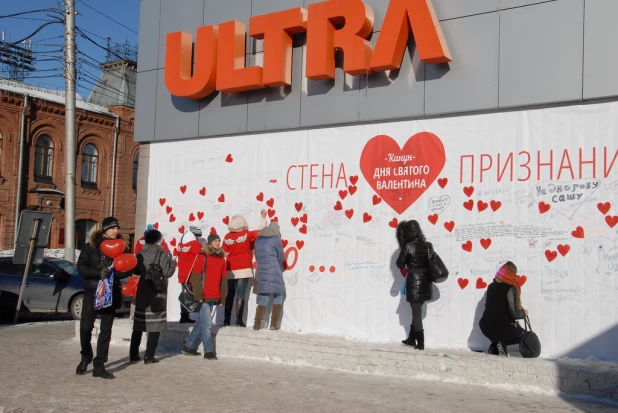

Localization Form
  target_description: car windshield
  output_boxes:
[53,260,80,276]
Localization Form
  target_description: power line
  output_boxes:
[76,28,131,62]
[0,9,62,19]
[77,1,138,35]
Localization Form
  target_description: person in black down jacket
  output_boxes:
[75,217,131,379]
[395,220,433,350]
[479,261,528,357]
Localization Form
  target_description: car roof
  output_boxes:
[0,256,75,266]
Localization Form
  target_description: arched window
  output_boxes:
[132,152,139,189]
[81,144,98,184]
[34,135,54,180]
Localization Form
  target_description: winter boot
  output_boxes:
[270,304,282,330]
[488,343,499,356]
[92,368,115,379]
[180,312,195,324]
[223,298,233,326]
[235,298,246,327]
[496,341,508,357]
[253,305,266,330]
[413,330,425,350]
[402,325,416,347]
[75,361,89,375]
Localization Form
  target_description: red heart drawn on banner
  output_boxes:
[189,213,196,222]
[256,192,264,202]
[180,185,187,194]
[166,206,173,215]
[480,238,492,250]
[281,239,288,248]
[334,201,343,211]
[349,185,358,196]
[225,154,233,163]
[490,200,502,212]
[477,200,488,212]
[571,226,584,238]
[218,194,225,202]
[557,244,570,256]
[199,187,206,196]
[462,241,472,252]
[222,216,230,225]
[291,217,299,227]
[345,209,354,219]
[597,202,611,215]
[197,211,204,220]
[463,200,474,211]
[295,203,303,212]
[360,133,446,214]
[300,214,308,224]
[173,248,178,257]
[463,186,474,197]
[606,215,618,228]
[438,178,448,188]
[476,278,487,289]
[389,218,398,228]
[210,227,217,234]
[159,198,166,207]
[296,240,304,250]
[178,225,185,234]
[458,278,469,290]
[339,190,348,200]
[169,214,176,223]
[350,175,359,185]
[363,212,372,223]
[538,202,550,214]
[268,209,276,218]
[271,217,279,222]
[428,214,438,225]
[444,221,455,232]
[373,195,382,205]
[517,275,527,286]
[299,225,307,234]
[266,198,275,208]
[170,238,177,247]
[545,250,557,262]
[153,222,159,229]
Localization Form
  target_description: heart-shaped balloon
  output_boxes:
[113,253,137,273]
[100,239,126,259]
[121,276,139,297]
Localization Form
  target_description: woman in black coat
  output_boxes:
[395,220,433,350]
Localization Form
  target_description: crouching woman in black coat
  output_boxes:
[395,220,433,350]
[479,261,528,357]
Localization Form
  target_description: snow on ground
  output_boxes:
[0,249,81,261]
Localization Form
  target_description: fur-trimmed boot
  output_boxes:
[413,330,425,350]
[270,304,282,330]
[253,305,266,330]
[235,298,246,327]
[402,325,415,347]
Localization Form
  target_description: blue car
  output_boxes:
[0,257,130,320]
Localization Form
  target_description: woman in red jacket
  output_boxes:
[222,210,267,327]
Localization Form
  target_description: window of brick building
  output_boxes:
[81,144,98,186]
[34,135,54,182]
[132,152,139,189]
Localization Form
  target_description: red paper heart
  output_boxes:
[345,209,354,219]
[463,200,473,211]
[372,195,382,205]
[363,212,372,223]
[295,203,303,212]
[538,202,550,214]
[428,214,438,225]
[296,240,304,250]
[557,244,570,256]
[169,214,176,223]
[606,215,618,228]
[480,238,492,250]
[462,240,472,252]
[490,200,502,212]
[389,218,399,228]
[225,154,233,163]
[477,200,488,212]
[476,278,487,289]
[159,198,166,207]
[438,177,448,188]
[178,225,185,234]
[463,186,474,197]
[166,206,173,214]
[349,185,358,196]
[218,194,225,202]
[180,185,187,194]
[571,226,584,238]
[188,213,196,222]
[360,133,446,214]
[199,187,206,196]
[339,190,348,200]
[545,250,557,262]
[597,202,611,215]
[444,221,455,232]
[271,217,279,222]
[268,209,276,218]
[517,275,527,287]
[458,278,469,290]
[153,222,159,229]
[170,238,177,247]
[210,227,217,234]
[197,211,204,220]
[334,201,343,211]
[299,224,307,234]
[282,239,288,248]
[350,175,359,185]
[291,217,299,227]
[266,198,275,208]
[173,248,178,257]
[300,214,308,224]
[222,216,230,225]
[256,192,264,202]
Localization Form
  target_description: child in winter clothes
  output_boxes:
[176,226,204,323]
[181,234,227,360]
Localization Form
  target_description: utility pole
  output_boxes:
[64,0,76,263]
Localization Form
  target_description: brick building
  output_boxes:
[0,72,139,252]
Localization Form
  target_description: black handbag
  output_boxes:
[428,245,449,282]
[519,316,541,358]
[178,256,203,313]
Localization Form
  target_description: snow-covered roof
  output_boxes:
[0,77,112,115]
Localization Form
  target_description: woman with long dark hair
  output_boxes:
[395,220,433,350]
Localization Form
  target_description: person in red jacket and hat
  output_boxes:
[176,226,204,323]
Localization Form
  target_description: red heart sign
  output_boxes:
[538,202,550,214]
[295,203,303,212]
[462,241,472,252]
[606,215,618,228]
[350,175,358,185]
[222,216,230,225]
[300,214,308,224]
[557,244,570,256]
[545,250,557,262]
[463,200,473,211]
[189,213,196,222]
[428,214,438,225]
[480,238,492,250]
[266,198,275,208]
[166,206,173,214]
[291,217,299,227]
[281,239,288,248]
[197,211,204,220]
[153,222,159,229]
[360,133,446,214]
[159,198,166,207]
[345,209,354,219]
[517,275,527,287]
[372,195,382,205]
[334,201,343,211]
[199,187,206,196]
[458,278,469,290]
[363,212,372,223]
[438,177,448,188]
[180,185,187,194]
[169,214,176,223]
[349,185,358,196]
[225,154,233,163]
[268,209,276,218]
[256,192,264,202]
[178,225,185,234]
[463,186,474,197]
[571,226,584,239]
[476,278,487,289]
[597,202,611,215]
[299,225,307,234]
[218,194,225,203]
[170,238,177,247]
[339,190,348,200]
[389,218,398,228]
[444,221,455,232]
[477,200,488,212]
[296,240,304,250]
[490,200,502,212]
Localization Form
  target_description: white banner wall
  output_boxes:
[148,101,618,361]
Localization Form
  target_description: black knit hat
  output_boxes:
[207,233,220,244]
[102,216,120,232]
[144,229,162,245]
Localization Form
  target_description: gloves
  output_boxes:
[100,266,113,280]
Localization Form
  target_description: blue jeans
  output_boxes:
[256,293,283,306]
[185,303,214,353]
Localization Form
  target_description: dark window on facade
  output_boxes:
[132,152,139,189]
[34,135,54,181]
[81,144,98,184]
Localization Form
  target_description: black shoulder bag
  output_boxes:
[519,316,541,358]
[427,244,449,282]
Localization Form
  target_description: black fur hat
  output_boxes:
[144,229,163,245]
